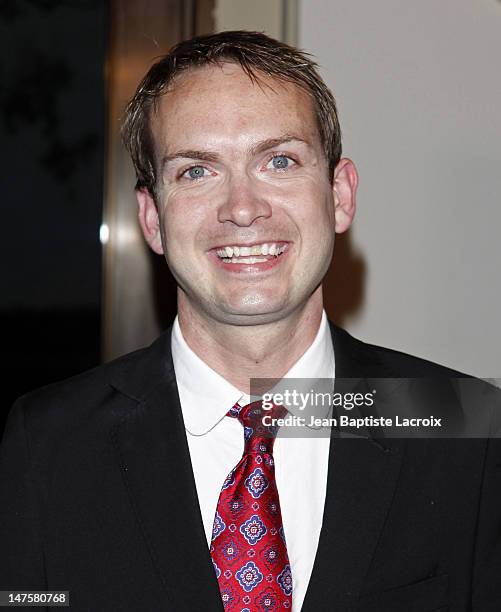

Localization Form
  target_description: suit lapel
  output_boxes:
[107,323,405,609]
[109,331,223,611]
[302,434,404,609]
[302,324,405,609]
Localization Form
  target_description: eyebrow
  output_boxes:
[161,134,312,169]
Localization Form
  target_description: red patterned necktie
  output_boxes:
[210,400,293,611]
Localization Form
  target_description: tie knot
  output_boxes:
[227,400,287,455]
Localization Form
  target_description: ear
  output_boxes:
[332,158,358,234]
[136,187,164,255]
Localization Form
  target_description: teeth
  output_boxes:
[222,256,269,264]
[216,242,287,260]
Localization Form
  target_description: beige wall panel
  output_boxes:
[215,0,297,43]
[300,0,501,377]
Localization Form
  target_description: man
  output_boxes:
[1,31,500,611]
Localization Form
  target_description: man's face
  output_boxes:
[139,62,354,326]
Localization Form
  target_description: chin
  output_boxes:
[216,311,287,327]
[223,293,286,313]
[210,298,296,326]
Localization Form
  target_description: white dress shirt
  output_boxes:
[171,311,335,611]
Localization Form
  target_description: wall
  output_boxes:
[300,0,501,377]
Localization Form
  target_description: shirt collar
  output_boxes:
[171,311,335,435]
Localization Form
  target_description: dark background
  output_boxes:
[1,0,107,434]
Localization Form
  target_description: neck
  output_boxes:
[177,290,324,394]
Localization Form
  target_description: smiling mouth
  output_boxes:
[215,242,288,264]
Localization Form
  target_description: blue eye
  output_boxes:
[184,165,207,180]
[268,155,294,171]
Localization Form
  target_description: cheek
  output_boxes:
[288,182,335,230]
[161,195,208,246]
[293,190,335,264]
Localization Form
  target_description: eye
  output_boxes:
[266,154,296,171]
[181,165,210,180]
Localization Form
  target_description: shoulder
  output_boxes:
[13,345,146,415]
[6,329,174,447]
[330,321,501,438]
[329,322,470,378]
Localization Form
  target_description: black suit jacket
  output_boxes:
[1,323,500,611]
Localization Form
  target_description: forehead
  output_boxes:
[150,62,321,155]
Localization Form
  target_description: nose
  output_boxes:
[217,175,272,227]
